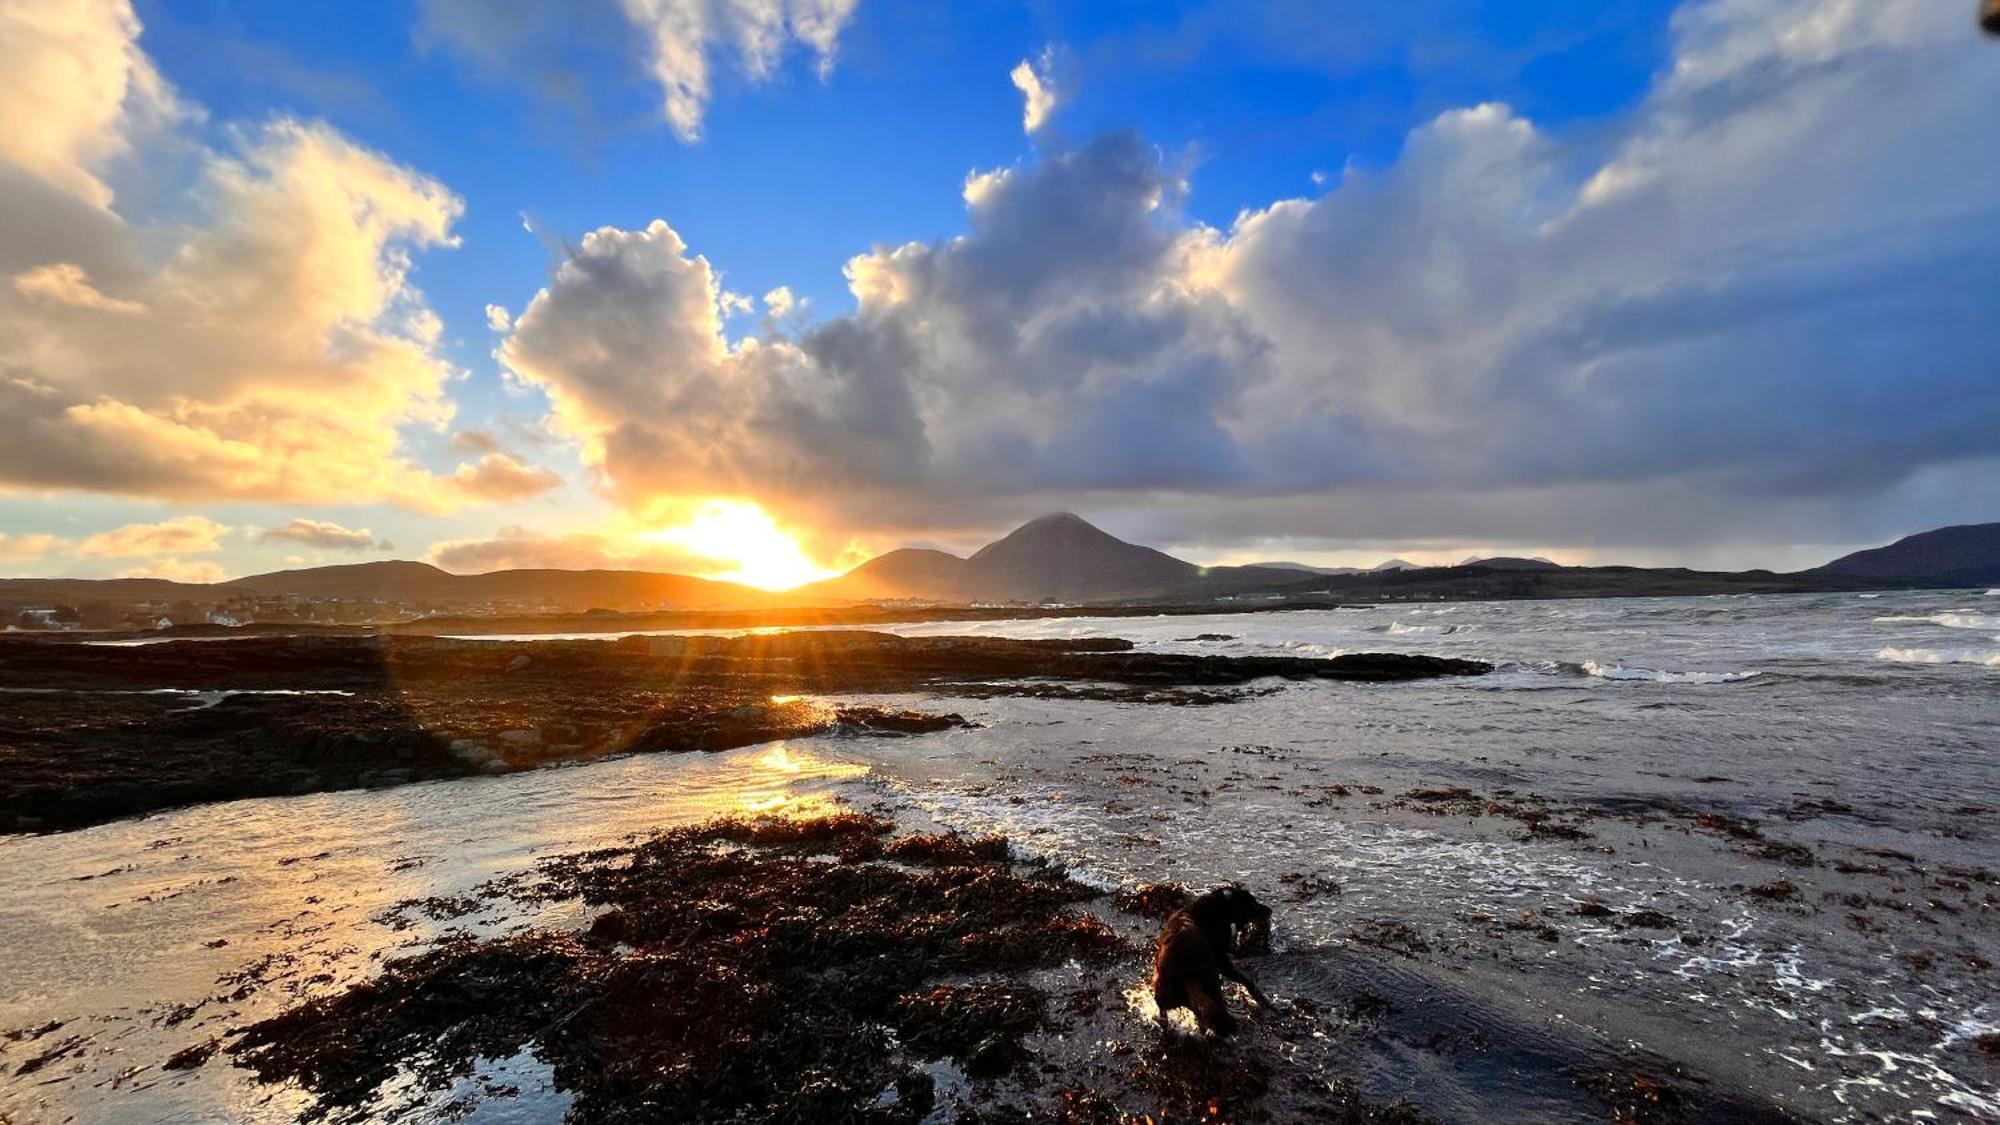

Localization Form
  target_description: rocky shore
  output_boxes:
[0,632,1487,833]
[207,813,1802,1123]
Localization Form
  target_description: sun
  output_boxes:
[634,499,838,591]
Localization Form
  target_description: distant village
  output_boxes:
[3,593,589,632]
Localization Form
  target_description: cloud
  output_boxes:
[118,557,228,583]
[428,523,713,576]
[0,0,180,208]
[484,302,512,331]
[258,518,389,552]
[445,452,563,502]
[0,532,60,562]
[0,1,539,515]
[450,428,503,454]
[1009,50,1059,134]
[492,0,2000,553]
[418,0,861,142]
[74,515,230,558]
[13,262,142,312]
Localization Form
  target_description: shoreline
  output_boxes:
[0,630,1486,835]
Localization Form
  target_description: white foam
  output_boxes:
[1580,660,1759,684]
[1875,647,2000,667]
[1384,621,1456,636]
[1872,612,2000,630]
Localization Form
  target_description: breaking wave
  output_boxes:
[1578,660,1760,685]
[1875,647,2000,668]
[1873,612,2000,631]
[1381,621,1463,636]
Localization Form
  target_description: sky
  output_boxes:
[0,0,1995,587]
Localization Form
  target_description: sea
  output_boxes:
[2,589,1995,1122]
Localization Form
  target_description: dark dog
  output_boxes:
[1150,885,1273,1035]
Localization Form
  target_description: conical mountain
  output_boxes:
[963,513,1197,601]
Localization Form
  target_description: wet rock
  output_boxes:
[229,815,1122,1123]
[1746,879,1796,901]
[1112,882,1191,919]
[163,1038,218,1071]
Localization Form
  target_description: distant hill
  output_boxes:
[1458,556,1562,571]
[783,548,970,603]
[2,559,781,613]
[802,513,1303,605]
[1248,561,1366,576]
[11,519,1990,625]
[1811,523,2000,585]
[224,560,459,599]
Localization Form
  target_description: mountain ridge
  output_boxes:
[5,518,1995,617]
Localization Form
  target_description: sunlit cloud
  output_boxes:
[258,518,389,552]
[74,515,230,559]
[1010,48,1060,134]
[0,0,540,515]
[118,557,228,583]
[445,452,563,503]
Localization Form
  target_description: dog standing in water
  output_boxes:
[1151,885,1274,1036]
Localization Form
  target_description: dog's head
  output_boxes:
[1190,885,1273,952]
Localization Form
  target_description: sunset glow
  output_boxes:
[635,500,837,591]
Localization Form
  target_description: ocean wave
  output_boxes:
[1875,647,2000,668]
[1381,621,1461,636]
[1579,660,1760,685]
[1873,612,2000,630]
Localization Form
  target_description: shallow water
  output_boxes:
[2,590,1995,1121]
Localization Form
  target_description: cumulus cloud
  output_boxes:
[492,0,2000,554]
[419,0,861,142]
[1009,49,1059,134]
[74,515,230,559]
[0,0,180,208]
[484,302,511,331]
[445,451,563,502]
[0,1,536,515]
[258,518,389,552]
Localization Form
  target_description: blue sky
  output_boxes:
[0,0,1994,584]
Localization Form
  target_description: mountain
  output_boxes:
[1248,561,1365,576]
[962,513,1196,601]
[1458,556,1562,571]
[224,561,459,599]
[796,548,969,603]
[1372,559,1420,571]
[802,513,1304,605]
[1811,523,2000,585]
[2,560,781,614]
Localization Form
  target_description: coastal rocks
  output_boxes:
[0,630,1485,833]
[227,814,1122,1122]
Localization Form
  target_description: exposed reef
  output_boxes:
[0,632,1487,833]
